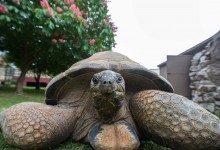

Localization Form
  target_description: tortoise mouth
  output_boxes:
[92,90,125,123]
[101,86,116,94]
[92,88,125,99]
[90,70,126,123]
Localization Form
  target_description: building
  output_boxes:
[158,31,220,113]
[0,57,15,85]
[13,69,51,87]
[149,68,160,74]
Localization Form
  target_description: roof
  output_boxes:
[157,30,220,67]
[157,61,166,67]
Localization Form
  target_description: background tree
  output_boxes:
[30,49,79,90]
[0,0,117,93]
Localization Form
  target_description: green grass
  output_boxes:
[0,85,170,150]
[0,85,45,112]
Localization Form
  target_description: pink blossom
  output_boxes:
[89,39,95,45]
[83,19,87,24]
[64,0,69,4]
[111,22,118,32]
[75,8,83,19]
[47,7,54,18]
[83,12,88,17]
[56,6,62,13]
[14,0,20,5]
[75,7,80,14]
[103,19,110,26]
[102,2,107,7]
[40,0,49,8]
[69,4,76,11]
[0,3,8,14]
[52,39,57,43]
[59,39,65,43]
[69,4,83,20]
[77,14,82,19]
[70,0,75,4]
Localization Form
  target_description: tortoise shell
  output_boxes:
[45,51,173,105]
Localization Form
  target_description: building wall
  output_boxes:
[159,65,167,79]
[167,55,192,98]
[158,55,192,99]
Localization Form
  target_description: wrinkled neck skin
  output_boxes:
[92,90,125,124]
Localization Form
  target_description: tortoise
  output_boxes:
[0,51,220,150]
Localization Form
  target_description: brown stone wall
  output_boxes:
[189,40,220,113]
[210,37,220,86]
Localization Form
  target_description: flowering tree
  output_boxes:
[0,0,117,93]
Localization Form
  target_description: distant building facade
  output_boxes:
[13,69,51,87]
[0,57,15,85]
[149,68,160,74]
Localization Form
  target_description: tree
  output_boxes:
[0,0,117,93]
[31,49,78,90]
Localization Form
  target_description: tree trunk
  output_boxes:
[35,79,41,90]
[34,72,41,90]
[16,66,30,94]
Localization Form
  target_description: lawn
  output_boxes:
[0,85,170,150]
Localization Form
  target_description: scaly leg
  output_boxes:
[130,90,220,150]
[0,102,76,149]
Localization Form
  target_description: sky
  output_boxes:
[108,0,220,69]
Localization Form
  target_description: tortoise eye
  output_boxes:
[117,76,123,83]
[92,77,99,84]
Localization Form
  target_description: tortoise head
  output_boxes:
[90,70,125,123]
[91,70,125,95]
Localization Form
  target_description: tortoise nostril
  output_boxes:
[103,81,112,85]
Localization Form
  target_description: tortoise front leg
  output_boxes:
[0,102,76,149]
[130,90,220,150]
[88,120,140,150]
